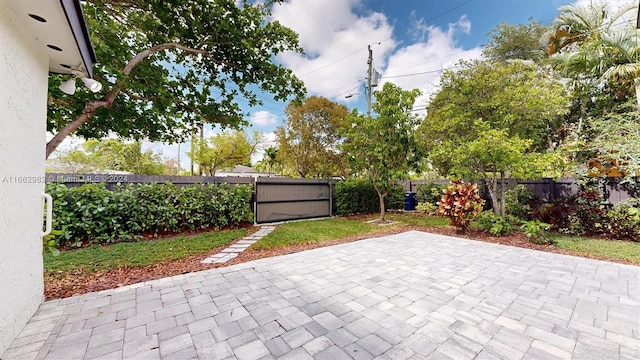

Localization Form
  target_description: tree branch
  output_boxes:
[47,42,241,158]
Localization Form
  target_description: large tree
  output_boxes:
[46,0,305,158]
[341,83,422,222]
[276,96,348,178]
[188,130,258,176]
[419,60,569,214]
[484,20,549,63]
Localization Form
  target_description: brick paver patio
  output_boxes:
[3,231,639,359]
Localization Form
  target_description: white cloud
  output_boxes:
[380,16,483,113]
[272,0,396,98]
[251,110,278,126]
[272,1,483,115]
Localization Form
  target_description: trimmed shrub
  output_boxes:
[335,179,404,215]
[46,182,253,246]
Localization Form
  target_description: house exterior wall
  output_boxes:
[0,4,49,354]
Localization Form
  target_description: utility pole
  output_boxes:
[190,128,195,176]
[199,123,204,176]
[366,44,373,117]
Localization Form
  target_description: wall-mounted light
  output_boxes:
[59,78,77,95]
[59,71,102,95]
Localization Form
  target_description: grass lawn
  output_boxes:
[252,218,378,249]
[255,213,638,264]
[252,213,449,250]
[45,214,640,276]
[44,228,246,275]
[383,213,450,227]
[551,234,640,264]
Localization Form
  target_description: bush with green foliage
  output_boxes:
[42,219,62,256]
[46,182,253,246]
[571,184,608,235]
[520,219,554,245]
[437,180,485,232]
[415,182,447,205]
[335,179,404,215]
[505,184,536,220]
[476,211,512,236]
[607,200,640,241]
[416,202,438,215]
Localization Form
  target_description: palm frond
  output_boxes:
[602,63,640,80]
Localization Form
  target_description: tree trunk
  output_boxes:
[377,190,387,222]
[499,171,506,217]
[635,77,640,110]
[372,180,388,223]
[486,174,500,215]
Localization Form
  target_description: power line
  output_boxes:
[300,47,368,76]
[293,0,473,78]
[382,68,444,79]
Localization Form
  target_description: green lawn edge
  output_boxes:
[44,228,246,274]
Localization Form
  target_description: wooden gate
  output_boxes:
[254,178,333,224]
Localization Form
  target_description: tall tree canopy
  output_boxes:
[188,130,258,176]
[547,1,640,107]
[545,1,640,175]
[341,83,422,222]
[46,0,306,158]
[484,20,549,63]
[276,96,348,178]
[419,60,569,214]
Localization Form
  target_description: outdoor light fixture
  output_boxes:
[59,71,102,95]
[58,78,77,95]
[81,77,102,92]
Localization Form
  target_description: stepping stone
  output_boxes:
[201,225,276,264]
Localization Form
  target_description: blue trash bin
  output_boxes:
[404,192,416,211]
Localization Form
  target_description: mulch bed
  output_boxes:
[44,222,638,300]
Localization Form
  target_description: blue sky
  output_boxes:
[51,0,637,167]
[231,0,585,162]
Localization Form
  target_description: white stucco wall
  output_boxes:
[0,3,49,355]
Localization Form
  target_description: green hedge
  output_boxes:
[335,179,404,215]
[45,182,253,246]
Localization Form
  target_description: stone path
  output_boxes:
[3,231,639,359]
[201,226,275,264]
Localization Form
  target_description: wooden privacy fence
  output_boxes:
[402,178,637,205]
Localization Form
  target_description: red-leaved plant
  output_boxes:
[438,180,485,232]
